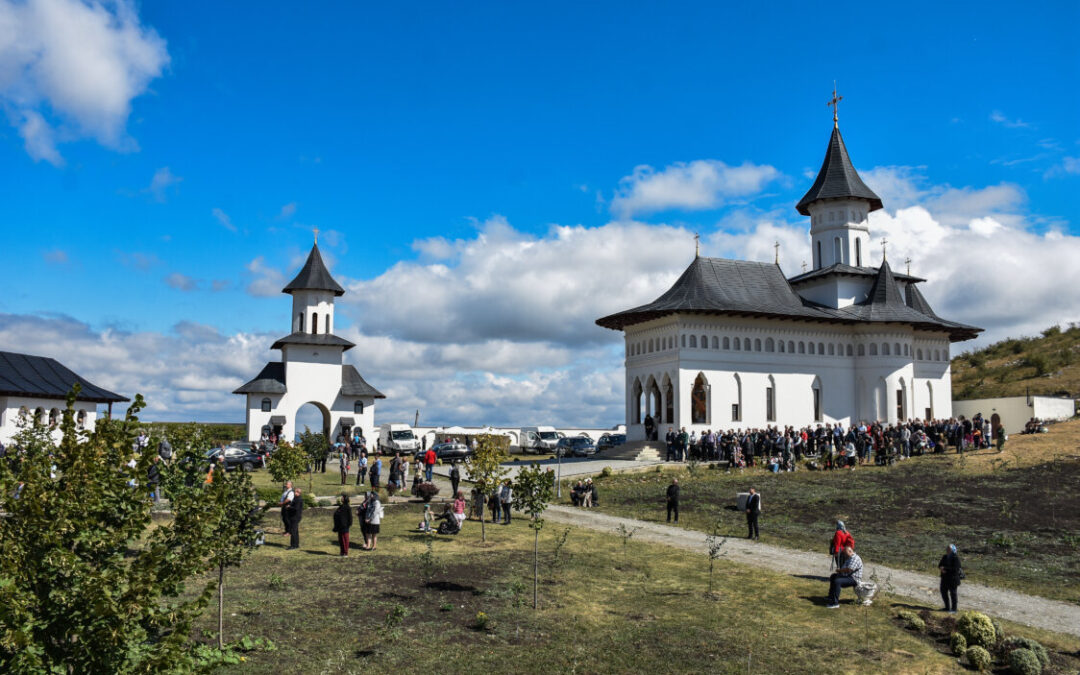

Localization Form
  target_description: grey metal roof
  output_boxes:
[787,262,924,285]
[595,256,982,341]
[271,332,355,351]
[233,362,286,394]
[282,244,345,296]
[0,350,128,403]
[796,126,883,216]
[341,365,385,398]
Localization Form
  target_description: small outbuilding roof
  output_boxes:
[796,126,883,215]
[0,350,128,403]
[233,362,287,394]
[282,244,345,296]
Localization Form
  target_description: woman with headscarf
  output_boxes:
[332,494,352,556]
[938,543,963,612]
[830,521,854,569]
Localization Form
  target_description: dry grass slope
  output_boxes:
[953,324,1080,400]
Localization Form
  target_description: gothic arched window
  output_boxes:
[869,343,878,356]
[311,313,319,335]
[712,336,719,349]
[754,338,762,352]
[883,343,891,356]
[798,341,805,354]
[765,338,775,352]
[858,344,865,357]
[743,338,751,351]
[691,373,710,425]
[689,335,697,348]
[723,336,730,350]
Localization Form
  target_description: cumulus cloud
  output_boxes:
[610,160,780,217]
[245,256,285,298]
[145,166,181,202]
[277,202,296,219]
[164,272,198,292]
[0,0,169,163]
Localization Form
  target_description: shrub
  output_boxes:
[992,619,1004,647]
[956,611,997,648]
[1002,637,1049,668]
[416,482,440,502]
[897,609,925,632]
[600,466,613,478]
[965,646,992,672]
[474,611,490,630]
[1007,648,1042,675]
[950,632,967,656]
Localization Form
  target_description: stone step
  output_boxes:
[600,440,663,461]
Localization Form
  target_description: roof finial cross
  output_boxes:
[802,260,808,273]
[827,82,843,128]
[774,240,780,265]
[905,256,912,275]
[694,232,700,258]
[313,227,320,245]
[880,237,888,261]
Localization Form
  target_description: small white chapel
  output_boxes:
[234,241,384,442]
[597,104,982,440]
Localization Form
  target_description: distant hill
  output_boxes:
[952,324,1080,400]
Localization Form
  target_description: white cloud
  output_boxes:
[0,0,169,163]
[244,256,284,298]
[990,110,1030,129]
[212,207,236,232]
[610,159,780,217]
[164,272,198,292]
[145,166,181,202]
[42,247,67,264]
[277,202,296,219]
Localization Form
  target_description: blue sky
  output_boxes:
[0,0,1078,425]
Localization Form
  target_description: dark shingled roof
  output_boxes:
[595,256,982,341]
[283,244,345,296]
[271,332,355,352]
[341,365,385,398]
[796,126,883,216]
[0,350,128,403]
[233,362,286,394]
[787,262,924,285]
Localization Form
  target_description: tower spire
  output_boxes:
[694,232,700,258]
[827,82,842,128]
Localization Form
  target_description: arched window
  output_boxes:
[48,408,59,428]
[904,344,909,356]
[722,336,730,350]
[261,398,272,413]
[732,373,742,422]
[765,375,776,422]
[663,375,674,424]
[812,377,823,422]
[816,241,823,269]
[733,338,741,351]
[691,373,710,425]
[788,340,795,353]
[754,338,762,352]
[711,336,719,349]
[779,340,786,353]
[933,349,940,361]
[743,338,751,351]
[857,344,865,356]
[701,335,708,348]
[648,339,654,353]
[883,343,891,356]
[355,400,364,414]
[818,342,825,354]
[895,342,902,356]
[808,342,815,355]
[632,379,643,425]
[828,343,835,356]
[798,341,805,354]
[311,313,319,335]
[681,335,686,348]
[833,236,843,264]
[34,407,45,425]
[765,338,775,352]
[689,335,697,348]
[869,343,878,356]
[846,344,853,356]
[917,348,923,360]
[855,238,862,266]
[298,313,304,333]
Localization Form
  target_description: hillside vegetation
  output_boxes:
[952,323,1080,400]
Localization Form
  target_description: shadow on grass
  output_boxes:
[800,595,833,607]
[793,573,830,582]
[426,581,476,592]
[890,601,936,612]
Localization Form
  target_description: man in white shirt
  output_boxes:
[826,544,863,608]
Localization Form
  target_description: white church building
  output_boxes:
[597,118,981,440]
[234,242,384,443]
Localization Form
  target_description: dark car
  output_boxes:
[555,436,597,458]
[597,433,626,452]
[414,441,472,463]
[206,446,263,471]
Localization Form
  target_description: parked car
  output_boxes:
[554,436,597,458]
[206,446,263,471]
[597,433,626,452]
[414,441,472,463]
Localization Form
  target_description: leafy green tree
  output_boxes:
[206,465,260,649]
[468,433,509,543]
[266,441,308,487]
[297,427,329,491]
[512,462,555,609]
[157,421,213,502]
[0,389,224,673]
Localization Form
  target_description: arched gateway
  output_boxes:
[234,242,385,443]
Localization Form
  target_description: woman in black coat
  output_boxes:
[938,543,962,612]
[332,494,353,556]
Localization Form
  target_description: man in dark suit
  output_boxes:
[746,487,760,540]
[288,488,304,550]
[666,478,680,523]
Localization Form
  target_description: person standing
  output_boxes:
[745,487,761,540]
[357,451,368,486]
[279,480,294,536]
[370,456,382,489]
[363,491,382,551]
[938,543,963,613]
[666,478,680,523]
[488,489,501,523]
[147,455,162,502]
[499,480,513,524]
[424,446,437,482]
[825,544,863,608]
[339,447,350,486]
[449,461,461,496]
[288,488,304,550]
[333,494,353,556]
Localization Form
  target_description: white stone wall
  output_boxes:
[951,396,1075,435]
[0,395,101,445]
[808,200,871,269]
[291,290,336,335]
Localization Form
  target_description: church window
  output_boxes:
[869,344,878,356]
[312,313,319,335]
[816,242,822,269]
[933,349,940,361]
[917,348,923,360]
[903,344,909,356]
[896,383,907,421]
[711,336,719,349]
[857,344,865,356]
[34,407,45,425]
[855,239,862,266]
[354,400,364,414]
[689,335,697,348]
[701,335,708,348]
[788,340,795,353]
[754,338,761,352]
[765,338,775,352]
[882,343,890,356]
[722,337,730,350]
[298,313,304,333]
[681,335,686,348]
[833,237,843,264]
[732,373,742,422]
[691,373,710,425]
[765,376,776,422]
[895,342,902,356]
[846,344,853,356]
[648,339,654,353]
[49,408,59,428]
[261,398,272,413]
[743,338,751,351]
[808,342,815,355]
[733,338,741,351]
[812,378,823,422]
[818,342,825,354]
[798,341,805,354]
[632,379,643,424]
[828,343,835,356]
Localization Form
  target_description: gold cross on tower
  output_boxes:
[313,227,319,244]
[880,237,888,261]
[827,82,843,128]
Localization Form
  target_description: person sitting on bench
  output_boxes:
[826,544,863,609]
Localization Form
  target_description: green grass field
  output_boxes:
[191,503,1080,674]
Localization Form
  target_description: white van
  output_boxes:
[519,426,559,454]
[378,423,421,455]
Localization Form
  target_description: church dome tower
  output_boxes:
[797,93,883,271]
[282,242,345,336]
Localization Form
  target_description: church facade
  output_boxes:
[234,243,384,443]
[597,121,981,440]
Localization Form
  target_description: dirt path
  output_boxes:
[545,505,1080,639]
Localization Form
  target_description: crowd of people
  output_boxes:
[658,414,1007,471]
